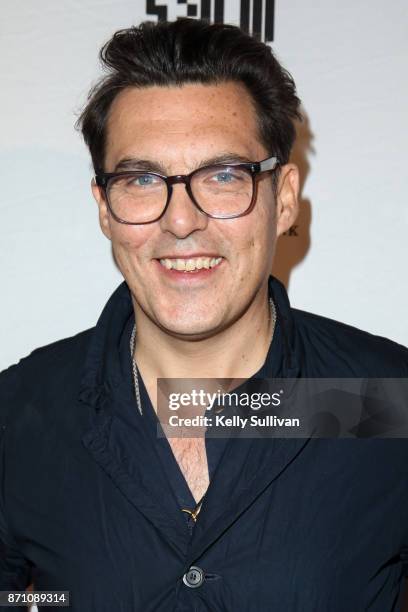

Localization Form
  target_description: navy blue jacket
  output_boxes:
[1,275,408,611]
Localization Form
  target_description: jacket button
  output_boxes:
[183,566,205,588]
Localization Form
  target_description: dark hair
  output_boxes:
[76,18,302,176]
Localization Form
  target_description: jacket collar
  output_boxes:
[77,274,300,407]
[77,281,134,406]
[268,275,301,378]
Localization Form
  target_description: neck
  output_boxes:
[133,283,274,407]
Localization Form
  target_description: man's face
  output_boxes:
[93,82,298,339]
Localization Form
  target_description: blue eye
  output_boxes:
[133,174,155,186]
[214,172,234,183]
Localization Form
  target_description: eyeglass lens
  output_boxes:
[106,165,254,223]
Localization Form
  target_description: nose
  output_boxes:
[159,182,209,238]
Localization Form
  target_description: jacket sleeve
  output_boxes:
[0,425,32,591]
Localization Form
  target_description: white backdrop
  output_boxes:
[1,0,407,372]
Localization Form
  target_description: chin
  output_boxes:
[156,315,222,340]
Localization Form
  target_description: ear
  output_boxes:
[91,179,112,241]
[275,163,300,237]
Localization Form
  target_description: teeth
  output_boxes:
[159,256,222,272]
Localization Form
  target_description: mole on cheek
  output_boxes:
[120,239,139,250]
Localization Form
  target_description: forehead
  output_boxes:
[104,82,266,170]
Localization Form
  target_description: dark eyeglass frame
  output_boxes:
[94,155,280,225]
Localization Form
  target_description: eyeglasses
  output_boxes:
[94,155,279,225]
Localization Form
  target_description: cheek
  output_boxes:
[232,204,275,261]
[112,223,154,254]
[253,188,277,249]
[110,225,156,263]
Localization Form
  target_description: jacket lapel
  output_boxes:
[80,390,190,558]
[188,275,307,561]
[77,282,189,558]
[188,435,311,562]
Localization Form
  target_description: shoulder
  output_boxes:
[291,308,408,376]
[0,327,95,426]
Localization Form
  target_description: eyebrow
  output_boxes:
[113,153,254,174]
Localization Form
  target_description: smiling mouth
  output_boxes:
[158,256,223,272]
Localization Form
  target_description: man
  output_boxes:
[1,17,408,612]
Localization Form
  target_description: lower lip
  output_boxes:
[154,259,224,281]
